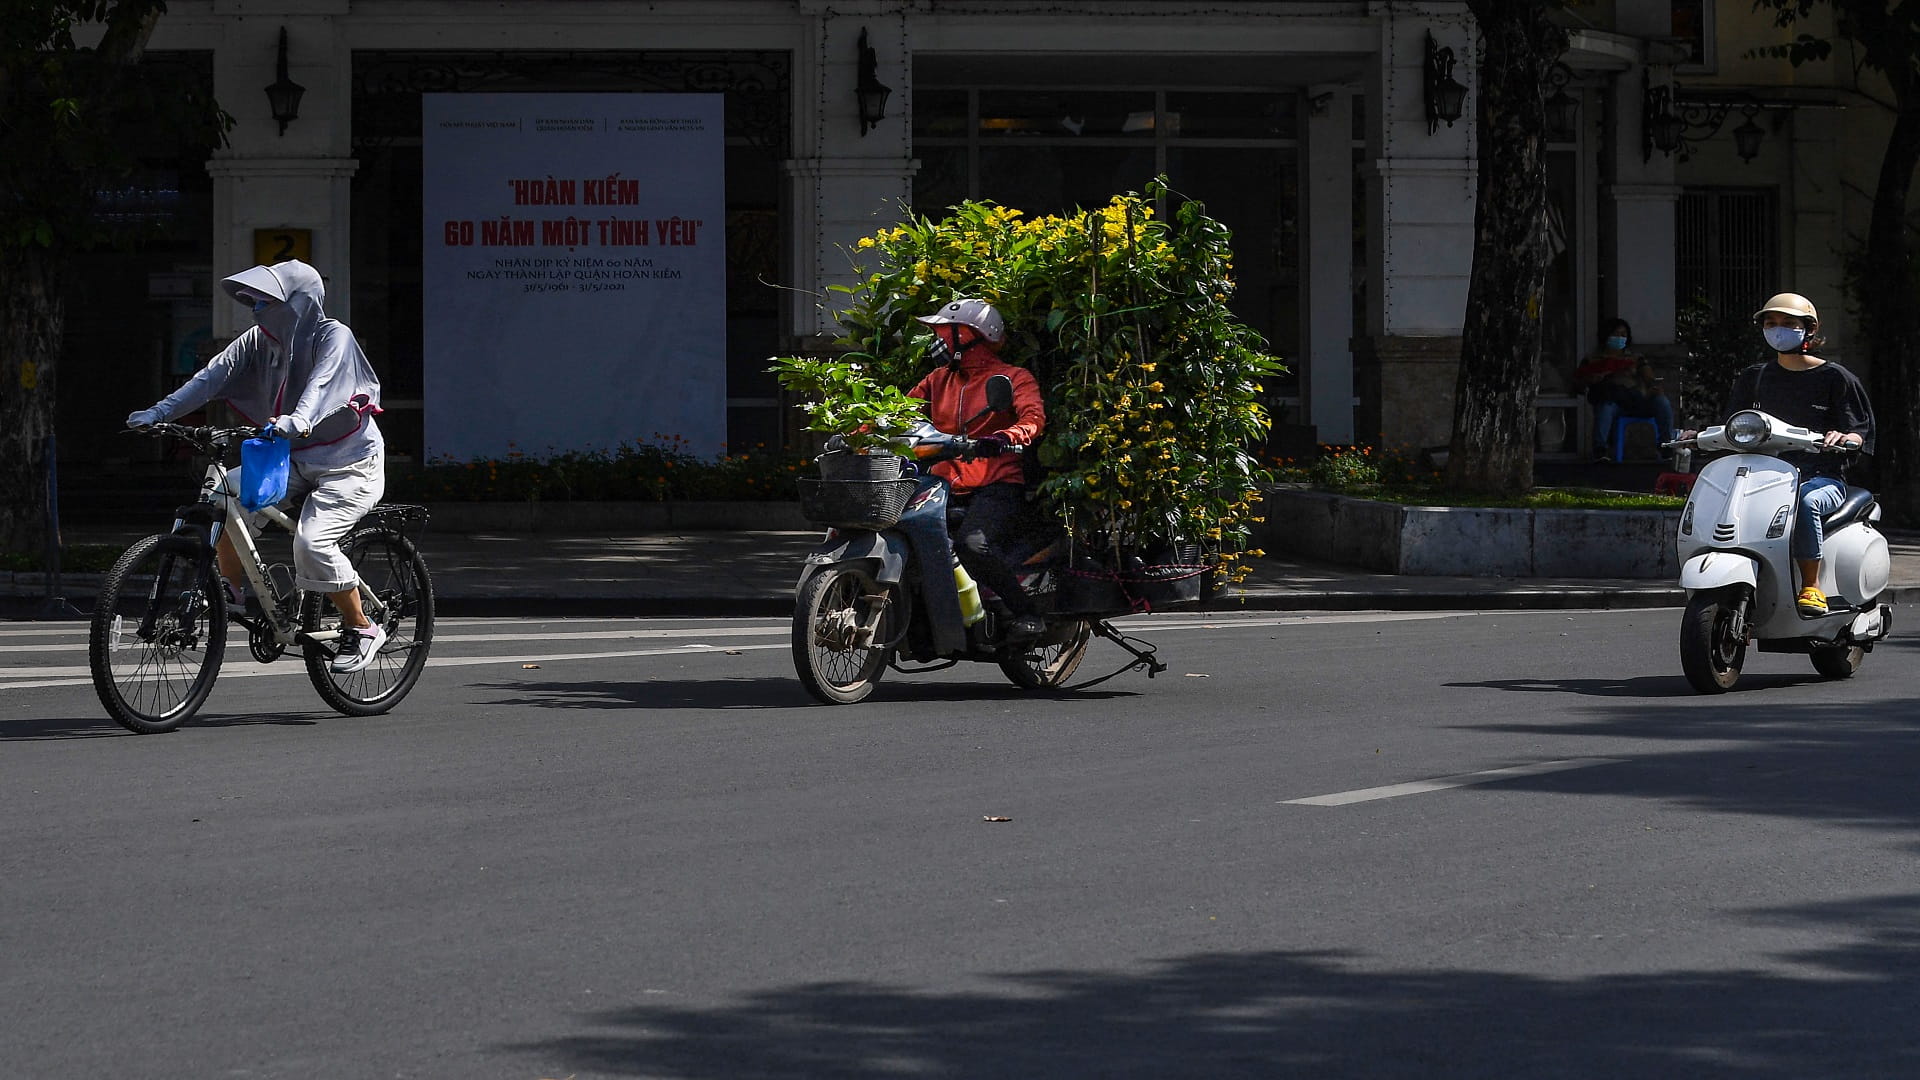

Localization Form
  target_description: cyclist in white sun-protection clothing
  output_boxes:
[126,259,389,674]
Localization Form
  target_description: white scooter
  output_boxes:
[1668,409,1893,693]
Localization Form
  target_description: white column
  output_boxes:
[1600,61,1681,346]
[1357,3,1476,450]
[1302,87,1356,444]
[1365,4,1476,339]
[787,5,916,342]
[205,14,356,335]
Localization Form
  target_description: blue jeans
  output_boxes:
[1590,392,1675,455]
[1792,476,1849,562]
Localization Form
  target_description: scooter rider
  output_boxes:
[907,298,1048,640]
[1682,291,1874,617]
[125,259,390,673]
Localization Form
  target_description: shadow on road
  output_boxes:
[1450,692,1920,839]
[509,894,1920,1077]
[469,677,1138,711]
[0,710,322,742]
[1446,672,1824,696]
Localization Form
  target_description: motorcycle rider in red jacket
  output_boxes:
[907,298,1048,639]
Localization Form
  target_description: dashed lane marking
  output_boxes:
[1283,757,1626,806]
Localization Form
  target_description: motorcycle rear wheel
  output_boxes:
[1000,618,1092,689]
[794,566,893,704]
[1680,589,1746,693]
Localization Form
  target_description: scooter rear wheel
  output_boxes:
[1680,588,1747,693]
[1810,644,1863,680]
[794,566,893,705]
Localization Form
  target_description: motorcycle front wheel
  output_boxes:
[1679,588,1747,693]
[793,566,893,704]
[1000,618,1092,690]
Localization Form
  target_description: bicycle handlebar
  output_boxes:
[125,422,262,450]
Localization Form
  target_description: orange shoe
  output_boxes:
[1797,586,1828,616]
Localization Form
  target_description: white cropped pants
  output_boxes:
[238,452,386,593]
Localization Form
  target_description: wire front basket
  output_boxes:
[796,478,919,531]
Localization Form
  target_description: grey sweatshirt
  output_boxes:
[150,260,383,468]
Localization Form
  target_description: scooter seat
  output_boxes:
[1822,487,1878,531]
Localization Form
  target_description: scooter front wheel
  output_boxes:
[793,566,893,705]
[1680,588,1747,693]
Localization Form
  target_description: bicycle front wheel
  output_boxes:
[89,534,228,734]
[302,527,434,716]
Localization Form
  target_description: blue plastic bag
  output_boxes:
[238,433,291,512]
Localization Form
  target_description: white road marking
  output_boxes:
[1284,757,1625,806]
[432,626,786,643]
[1,610,1490,689]
[0,642,789,691]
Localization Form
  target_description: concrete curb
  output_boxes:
[1252,487,1682,578]
[420,500,813,533]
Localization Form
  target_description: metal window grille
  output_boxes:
[1676,188,1777,314]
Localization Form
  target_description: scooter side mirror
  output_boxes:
[985,374,1015,417]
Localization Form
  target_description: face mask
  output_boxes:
[1763,325,1806,353]
[1604,335,1628,351]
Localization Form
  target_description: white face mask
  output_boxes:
[1763,325,1807,353]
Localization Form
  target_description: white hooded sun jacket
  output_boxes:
[150,260,383,469]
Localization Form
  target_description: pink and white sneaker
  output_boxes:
[329,622,389,674]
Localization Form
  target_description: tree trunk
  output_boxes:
[0,245,66,556]
[1446,1,1567,494]
[1858,104,1920,524]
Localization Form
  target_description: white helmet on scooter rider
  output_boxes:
[1753,292,1819,325]
[915,298,1006,346]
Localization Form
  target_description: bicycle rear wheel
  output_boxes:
[302,527,435,716]
[89,534,227,734]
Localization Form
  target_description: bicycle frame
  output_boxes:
[182,451,385,650]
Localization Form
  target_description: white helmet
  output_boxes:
[1752,292,1818,324]
[915,298,1006,345]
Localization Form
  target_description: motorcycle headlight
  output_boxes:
[1727,411,1770,448]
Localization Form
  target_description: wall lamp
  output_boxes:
[1643,70,1766,164]
[1544,63,1579,140]
[264,27,305,136]
[1424,31,1468,135]
[855,28,891,136]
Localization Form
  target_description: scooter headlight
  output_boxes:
[1727,410,1770,448]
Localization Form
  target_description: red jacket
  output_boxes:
[907,350,1046,494]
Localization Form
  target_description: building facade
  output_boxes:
[67,0,1897,465]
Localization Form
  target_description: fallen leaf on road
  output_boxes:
[982,816,1012,822]
[1184,672,1210,678]
[522,664,541,669]
[725,649,741,655]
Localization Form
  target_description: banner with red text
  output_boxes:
[422,93,725,461]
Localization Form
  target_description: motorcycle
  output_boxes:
[1668,409,1893,693]
[792,374,1169,705]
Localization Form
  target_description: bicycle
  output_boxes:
[89,423,435,733]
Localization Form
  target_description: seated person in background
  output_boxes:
[1572,318,1674,461]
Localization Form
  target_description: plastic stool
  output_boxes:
[1611,415,1660,462]
[1654,472,1697,496]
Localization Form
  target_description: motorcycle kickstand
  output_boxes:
[1092,619,1168,678]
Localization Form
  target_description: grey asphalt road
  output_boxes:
[3,610,1918,1079]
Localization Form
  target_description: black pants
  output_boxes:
[953,483,1033,615]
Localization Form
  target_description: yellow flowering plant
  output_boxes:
[792,177,1283,582]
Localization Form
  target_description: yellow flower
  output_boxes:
[856,236,876,249]
[1147,381,1164,393]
